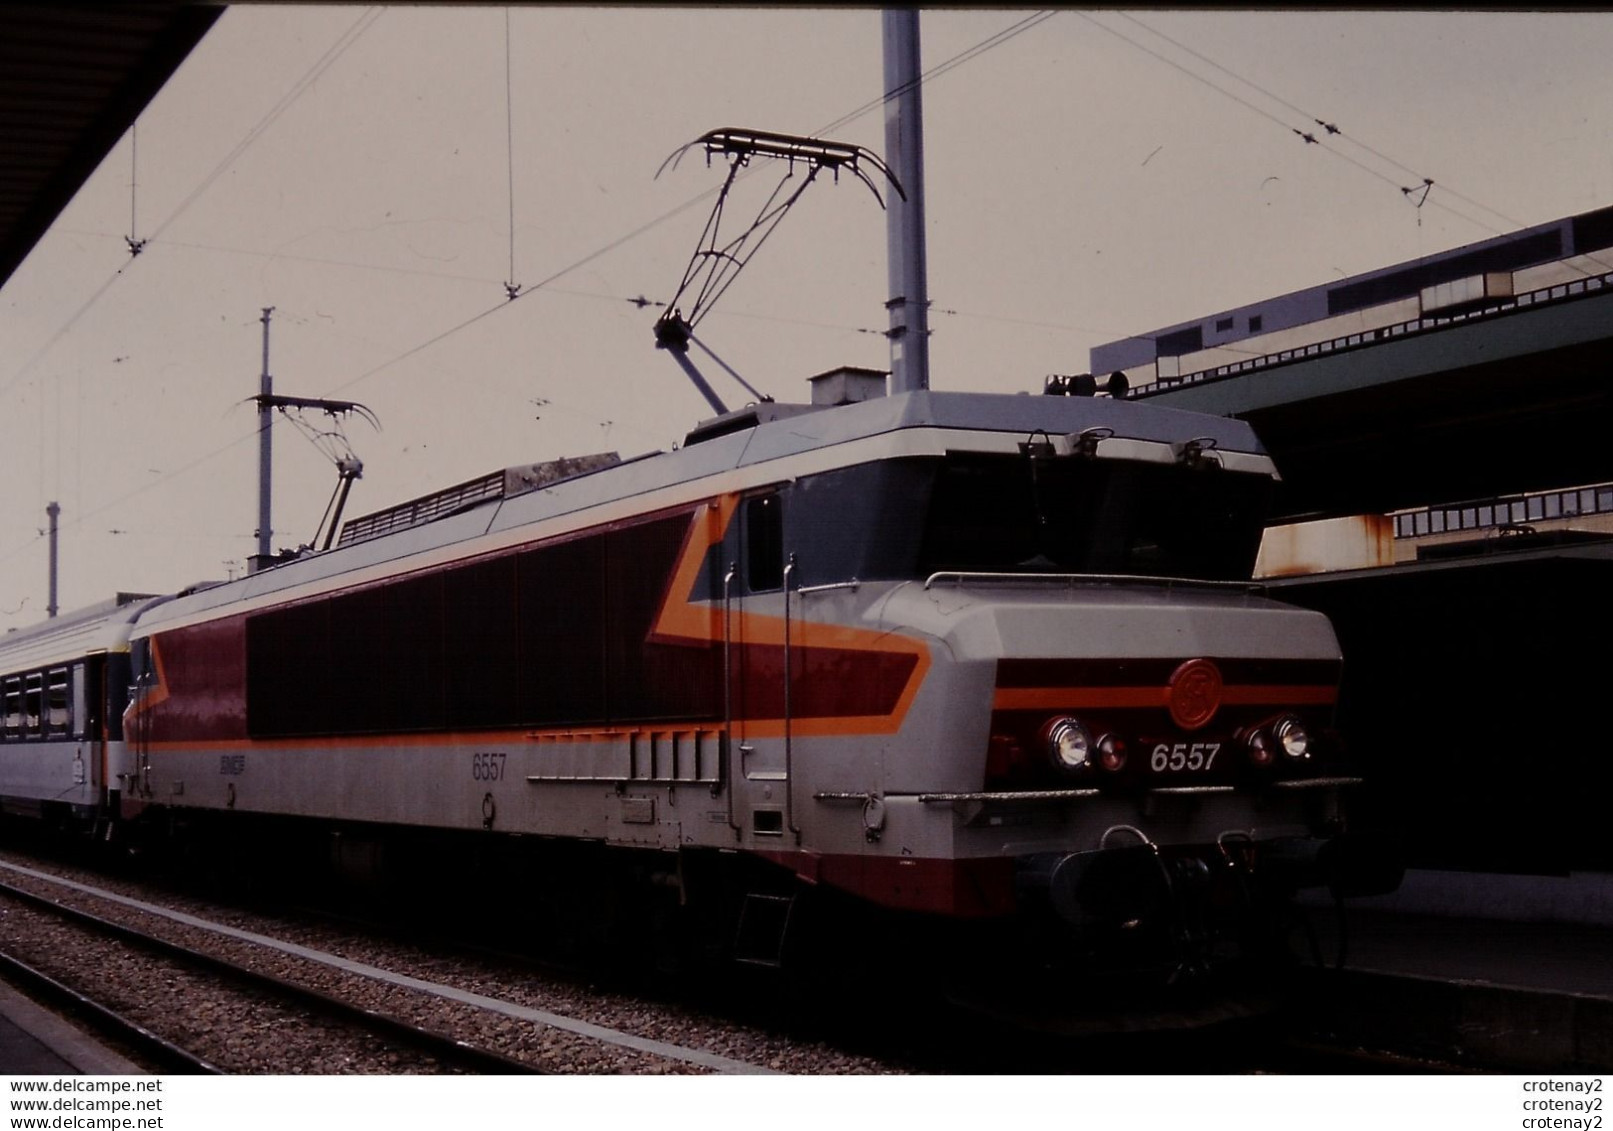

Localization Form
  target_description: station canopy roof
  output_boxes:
[0,4,222,290]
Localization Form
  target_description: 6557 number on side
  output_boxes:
[471,752,507,781]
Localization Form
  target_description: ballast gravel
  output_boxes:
[0,847,907,1075]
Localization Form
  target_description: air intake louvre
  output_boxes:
[336,452,620,548]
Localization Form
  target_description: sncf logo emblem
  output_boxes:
[1167,658,1223,731]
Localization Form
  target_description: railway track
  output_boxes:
[0,946,220,1074]
[0,853,816,1073]
[0,873,543,1074]
[0,844,1468,1075]
[275,897,1461,1076]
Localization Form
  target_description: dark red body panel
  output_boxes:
[143,505,918,744]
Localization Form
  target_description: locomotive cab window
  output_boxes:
[915,453,1271,582]
[130,638,156,689]
[745,493,785,592]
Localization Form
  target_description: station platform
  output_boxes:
[1294,875,1613,1071]
[0,983,144,1075]
[1338,909,1613,1000]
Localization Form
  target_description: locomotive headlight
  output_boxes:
[1043,717,1092,774]
[1098,734,1128,772]
[1246,729,1274,767]
[1274,715,1311,760]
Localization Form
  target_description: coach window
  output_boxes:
[46,668,71,737]
[23,674,43,739]
[745,493,784,592]
[70,664,88,739]
[1,677,19,740]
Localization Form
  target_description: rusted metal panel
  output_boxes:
[1255,515,1395,578]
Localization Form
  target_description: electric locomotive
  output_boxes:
[72,371,1397,984]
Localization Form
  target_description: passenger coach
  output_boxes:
[0,592,164,829]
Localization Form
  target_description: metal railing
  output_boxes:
[335,469,505,547]
[1393,482,1613,540]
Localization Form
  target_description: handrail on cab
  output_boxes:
[922,570,1266,594]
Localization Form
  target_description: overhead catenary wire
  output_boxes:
[148,7,385,247]
[1,7,388,588]
[1098,11,1613,278]
[504,8,520,301]
[327,10,1062,404]
[9,5,1059,431]
[814,10,1060,139]
[3,11,1608,604]
[0,426,260,571]
[1112,11,1528,234]
[66,226,905,338]
[0,7,386,410]
[0,270,126,407]
[1076,11,1515,241]
[0,9,1065,578]
[7,8,1059,433]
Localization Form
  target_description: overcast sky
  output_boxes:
[5,6,1613,628]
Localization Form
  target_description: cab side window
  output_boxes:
[745,493,784,593]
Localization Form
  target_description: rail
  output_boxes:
[0,874,542,1075]
[0,947,220,1073]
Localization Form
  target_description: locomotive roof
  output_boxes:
[131,388,1272,633]
[682,387,1266,454]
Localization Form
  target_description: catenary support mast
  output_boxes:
[254,307,274,571]
[45,502,59,618]
[883,8,931,393]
